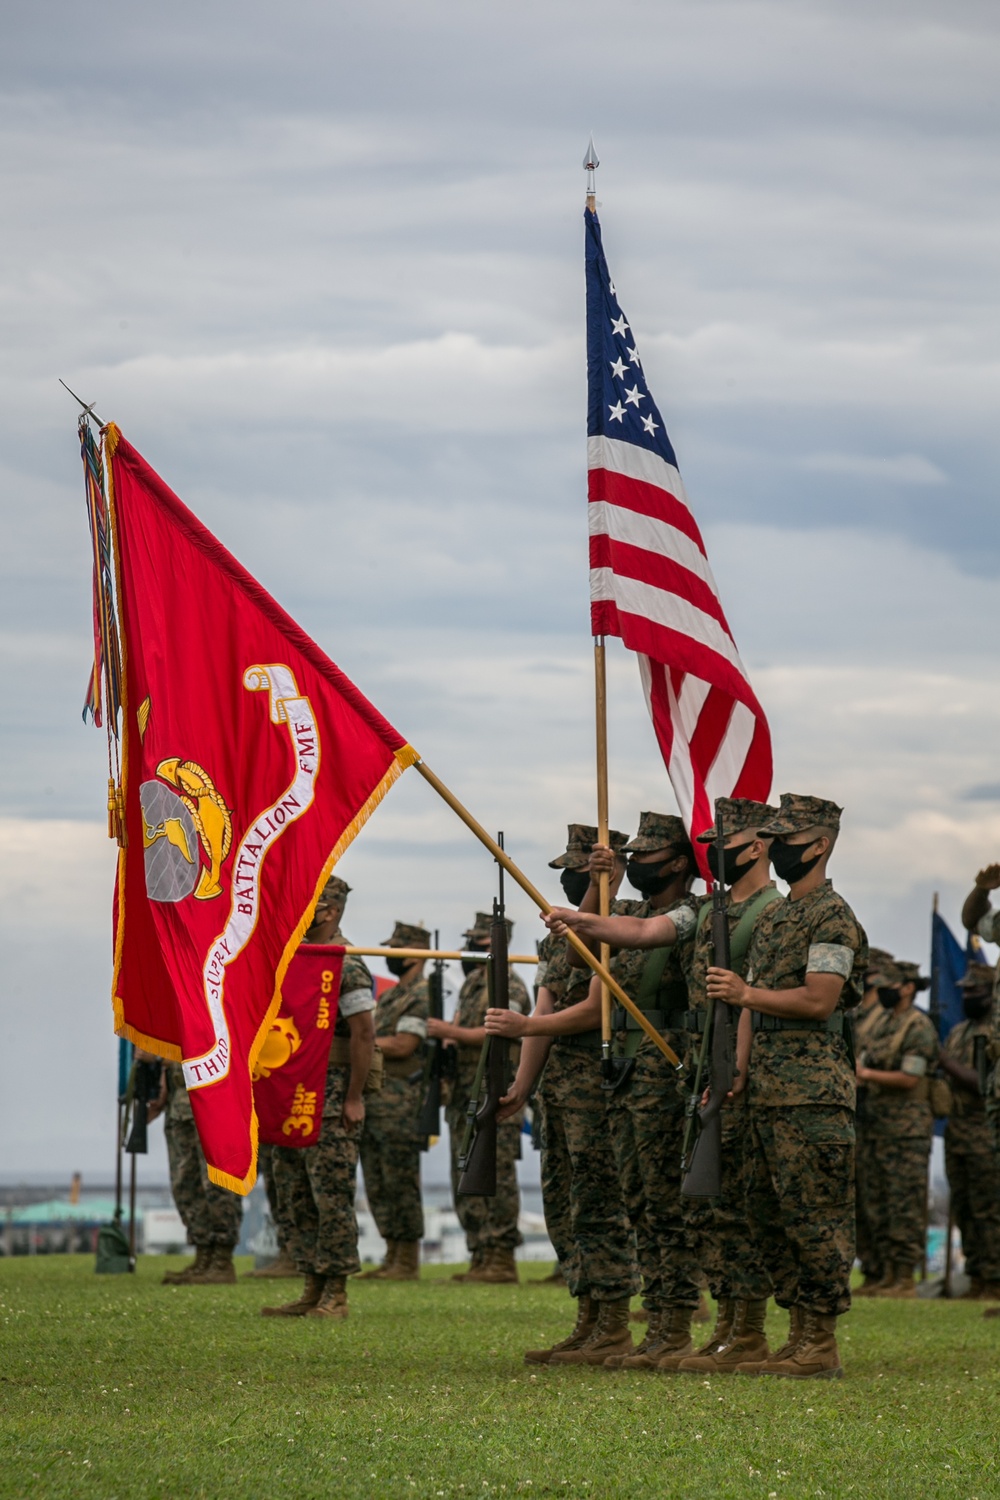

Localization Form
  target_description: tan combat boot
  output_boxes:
[549,1298,633,1365]
[870,1263,899,1296]
[960,1277,985,1300]
[244,1248,300,1279]
[382,1241,420,1281]
[652,1304,695,1372]
[758,1309,843,1379]
[979,1282,1000,1301]
[680,1298,769,1374]
[355,1242,397,1280]
[538,1264,566,1286]
[466,1248,518,1285]
[162,1247,209,1285]
[694,1290,712,1324]
[853,1271,887,1298]
[878,1269,917,1300]
[261,1273,325,1317]
[306,1276,348,1320]
[186,1247,236,1285]
[738,1305,802,1376]
[676,1298,734,1369]
[605,1311,665,1370]
[524,1295,596,1364]
[451,1248,485,1282]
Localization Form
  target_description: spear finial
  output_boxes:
[60,378,105,429]
[583,134,599,213]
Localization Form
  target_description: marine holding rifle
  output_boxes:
[542,799,778,1374]
[427,911,530,1284]
[487,824,641,1366]
[357,921,432,1284]
[706,793,867,1380]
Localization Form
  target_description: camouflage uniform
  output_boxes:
[862,996,940,1278]
[943,1017,1000,1286]
[602,813,701,1315]
[535,825,638,1302]
[851,952,894,1284]
[360,924,431,1245]
[678,833,780,1306]
[271,932,374,1279]
[446,913,530,1257]
[744,797,867,1318]
[164,1063,243,1249]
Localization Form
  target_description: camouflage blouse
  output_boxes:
[863,1003,939,1135]
[609,895,696,1062]
[453,963,530,1097]
[942,1018,988,1122]
[743,880,867,1109]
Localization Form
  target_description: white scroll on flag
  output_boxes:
[585,209,772,863]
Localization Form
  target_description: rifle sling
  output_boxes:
[694,884,782,969]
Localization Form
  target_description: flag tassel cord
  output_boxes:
[412,758,681,1071]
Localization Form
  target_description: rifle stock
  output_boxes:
[458,875,510,1197]
[682,801,735,1199]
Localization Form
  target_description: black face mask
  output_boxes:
[462,946,487,977]
[626,857,676,896]
[877,986,900,1009]
[706,838,756,887]
[770,838,823,886]
[559,869,591,906]
[386,955,409,978]
[964,992,992,1021]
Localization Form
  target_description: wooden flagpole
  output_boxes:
[594,638,613,1072]
[413,758,681,1071]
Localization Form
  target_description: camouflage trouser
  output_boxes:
[607,1045,702,1312]
[164,1114,242,1250]
[865,1128,931,1277]
[683,1092,772,1302]
[360,1080,425,1243]
[257,1141,285,1249]
[446,1100,522,1254]
[749,1104,855,1316]
[537,1045,638,1302]
[270,1067,361,1279]
[854,1108,880,1279]
[945,1120,1000,1283]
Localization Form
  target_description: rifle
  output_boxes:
[681,801,735,1199]
[458,843,511,1196]
[123,1058,163,1156]
[418,931,449,1146]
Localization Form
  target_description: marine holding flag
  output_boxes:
[101,425,416,1193]
[585,209,772,860]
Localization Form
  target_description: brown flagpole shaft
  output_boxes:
[413,758,681,1070]
[342,946,538,964]
[594,639,612,1060]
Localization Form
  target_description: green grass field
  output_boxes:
[1,1256,997,1500]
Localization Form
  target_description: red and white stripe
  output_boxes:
[589,435,772,856]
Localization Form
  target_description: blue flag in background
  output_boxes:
[929,910,982,1043]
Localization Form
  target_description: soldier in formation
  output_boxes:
[262,875,377,1321]
[427,911,531,1283]
[357,921,432,1282]
[158,1057,243,1285]
[937,962,1000,1299]
[854,957,937,1299]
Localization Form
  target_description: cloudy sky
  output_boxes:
[3,0,1000,1180]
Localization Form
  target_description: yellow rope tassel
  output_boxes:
[107,778,118,841]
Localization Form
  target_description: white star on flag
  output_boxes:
[611,315,629,337]
[624,385,644,406]
[608,401,626,422]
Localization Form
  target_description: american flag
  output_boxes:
[586,209,772,854]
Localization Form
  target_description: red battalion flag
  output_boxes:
[586,209,772,860]
[103,425,416,1192]
[253,946,343,1149]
